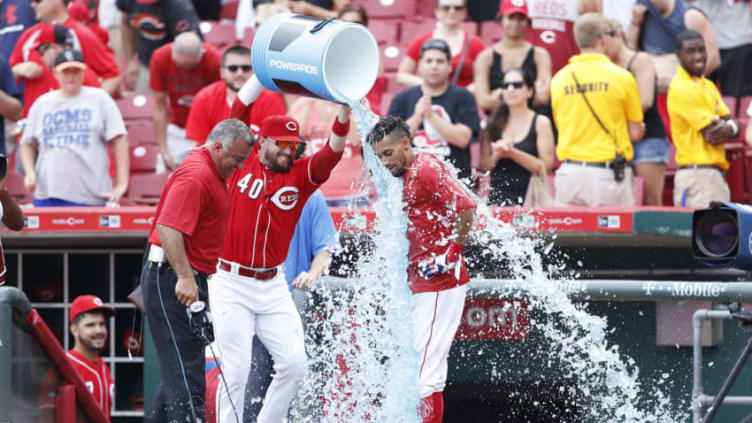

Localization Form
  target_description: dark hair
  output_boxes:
[338,3,369,26]
[420,38,452,61]
[366,116,411,146]
[222,45,251,66]
[675,29,703,52]
[485,68,535,143]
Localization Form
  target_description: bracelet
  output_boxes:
[727,120,739,137]
[331,117,349,137]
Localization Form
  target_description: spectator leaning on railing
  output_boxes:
[19,48,129,207]
[550,13,644,207]
[668,30,740,209]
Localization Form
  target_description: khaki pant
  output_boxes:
[673,167,730,208]
[555,163,635,206]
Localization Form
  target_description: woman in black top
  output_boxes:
[473,1,551,113]
[480,68,554,206]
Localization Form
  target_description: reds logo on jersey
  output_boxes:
[271,186,299,210]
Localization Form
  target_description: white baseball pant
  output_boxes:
[412,284,468,398]
[209,263,307,423]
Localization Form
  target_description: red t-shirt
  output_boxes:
[406,31,485,88]
[526,0,579,74]
[149,42,222,127]
[185,80,286,142]
[221,142,343,269]
[403,153,476,294]
[66,350,113,416]
[148,148,231,274]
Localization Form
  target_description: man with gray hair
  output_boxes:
[550,12,645,206]
[142,117,253,423]
[150,31,222,173]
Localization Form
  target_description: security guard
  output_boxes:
[668,29,740,208]
[550,13,644,206]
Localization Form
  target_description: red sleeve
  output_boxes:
[149,46,170,92]
[10,27,36,66]
[406,32,431,62]
[156,175,203,236]
[185,89,211,142]
[419,161,476,213]
[72,23,120,78]
[308,141,344,185]
[83,69,102,87]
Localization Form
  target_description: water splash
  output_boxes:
[292,101,687,422]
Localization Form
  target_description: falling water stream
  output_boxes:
[291,101,688,422]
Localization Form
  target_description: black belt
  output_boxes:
[148,261,208,280]
[679,164,723,172]
[563,159,614,169]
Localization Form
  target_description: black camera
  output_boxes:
[692,201,752,270]
[187,301,214,345]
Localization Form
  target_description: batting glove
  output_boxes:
[417,242,463,280]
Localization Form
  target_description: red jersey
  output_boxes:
[185,80,286,142]
[526,0,579,74]
[405,31,485,88]
[403,154,476,294]
[148,148,231,274]
[149,42,222,127]
[221,143,343,269]
[66,350,113,415]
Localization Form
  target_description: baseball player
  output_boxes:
[68,295,116,416]
[366,116,476,423]
[209,74,350,423]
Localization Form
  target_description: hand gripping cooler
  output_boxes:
[251,14,380,103]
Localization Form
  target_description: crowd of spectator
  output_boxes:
[0,0,750,209]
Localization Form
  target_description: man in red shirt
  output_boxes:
[10,22,102,117]
[10,0,121,97]
[366,115,476,423]
[209,75,350,423]
[67,295,116,416]
[185,45,286,142]
[150,31,221,173]
[141,118,253,423]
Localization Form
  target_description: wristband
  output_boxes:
[727,120,739,137]
[332,116,349,137]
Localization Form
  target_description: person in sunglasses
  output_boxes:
[210,74,351,422]
[480,68,555,206]
[186,45,286,143]
[149,32,222,173]
[397,0,485,90]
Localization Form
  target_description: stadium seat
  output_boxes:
[369,20,399,45]
[5,171,33,204]
[125,120,157,145]
[355,0,416,20]
[116,94,154,120]
[239,27,255,49]
[129,145,159,174]
[725,143,746,203]
[200,21,237,49]
[127,172,170,206]
[400,19,436,45]
[722,96,738,117]
[382,44,405,72]
[480,20,502,45]
[220,0,239,22]
[738,96,752,124]
[414,0,435,18]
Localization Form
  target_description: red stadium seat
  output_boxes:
[382,44,405,72]
[130,145,159,174]
[239,27,255,49]
[125,120,157,145]
[369,20,399,45]
[356,0,416,20]
[722,96,738,117]
[127,172,171,206]
[5,171,33,204]
[726,142,746,203]
[739,96,752,123]
[200,21,237,49]
[414,0,435,18]
[220,0,239,21]
[480,20,502,45]
[116,94,154,121]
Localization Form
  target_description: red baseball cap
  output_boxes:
[68,2,90,22]
[260,115,304,143]
[499,0,528,17]
[70,295,115,323]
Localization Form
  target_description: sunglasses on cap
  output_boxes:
[501,81,526,89]
[223,64,252,73]
[440,5,465,11]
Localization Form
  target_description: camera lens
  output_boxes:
[695,210,738,258]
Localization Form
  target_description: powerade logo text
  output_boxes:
[269,59,318,75]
